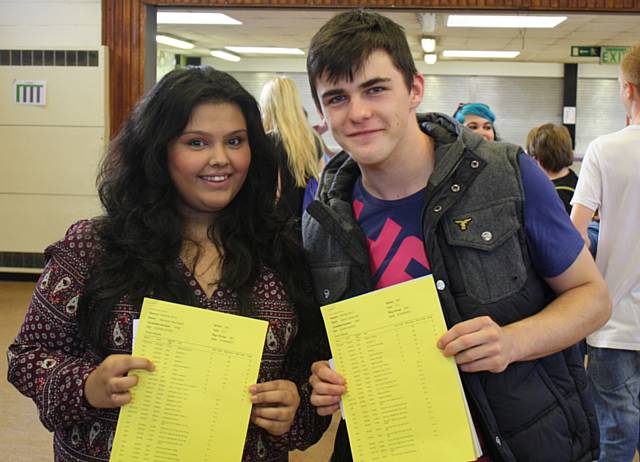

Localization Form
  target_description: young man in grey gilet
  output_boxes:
[303,9,611,462]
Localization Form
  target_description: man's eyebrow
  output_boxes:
[320,77,391,100]
[320,88,346,100]
[358,77,391,89]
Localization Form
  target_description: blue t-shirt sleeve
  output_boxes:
[519,153,583,278]
[302,177,319,216]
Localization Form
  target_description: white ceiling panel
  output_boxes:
[156,8,640,63]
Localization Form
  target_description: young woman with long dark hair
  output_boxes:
[7,66,329,462]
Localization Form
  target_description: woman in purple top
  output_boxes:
[7,67,329,462]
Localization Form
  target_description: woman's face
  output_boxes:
[167,101,252,223]
[463,114,495,141]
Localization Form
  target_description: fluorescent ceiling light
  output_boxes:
[225,46,304,55]
[424,54,438,65]
[442,50,520,59]
[447,15,567,28]
[421,38,437,53]
[157,12,241,25]
[156,34,194,50]
[210,50,241,62]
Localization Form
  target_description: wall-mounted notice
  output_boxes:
[14,80,46,106]
[563,106,576,125]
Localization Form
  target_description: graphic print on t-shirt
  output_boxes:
[352,179,430,289]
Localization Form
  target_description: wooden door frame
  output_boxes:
[103,0,640,137]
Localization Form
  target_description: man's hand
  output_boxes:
[250,380,300,436]
[437,316,514,373]
[85,355,155,408]
[308,360,346,416]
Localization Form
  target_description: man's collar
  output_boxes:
[418,112,485,189]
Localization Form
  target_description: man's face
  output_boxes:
[314,50,423,169]
[618,71,635,118]
[619,74,629,117]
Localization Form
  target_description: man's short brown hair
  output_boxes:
[526,123,574,173]
[621,43,640,87]
[306,10,418,110]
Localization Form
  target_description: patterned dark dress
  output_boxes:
[7,219,329,461]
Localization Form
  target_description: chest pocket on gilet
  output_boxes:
[309,262,352,306]
[442,200,527,304]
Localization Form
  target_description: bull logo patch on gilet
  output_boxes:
[454,217,473,231]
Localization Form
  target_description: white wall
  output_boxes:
[206,56,569,77]
[0,0,100,48]
[206,57,625,153]
[0,0,105,264]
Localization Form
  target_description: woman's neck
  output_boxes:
[180,234,222,298]
[181,211,214,243]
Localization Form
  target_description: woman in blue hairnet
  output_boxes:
[454,102,498,141]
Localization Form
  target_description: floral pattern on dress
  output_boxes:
[7,219,329,462]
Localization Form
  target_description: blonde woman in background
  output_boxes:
[260,76,322,219]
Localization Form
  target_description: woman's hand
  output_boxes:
[84,355,154,408]
[249,379,300,436]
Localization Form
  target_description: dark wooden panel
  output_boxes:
[142,0,637,7]
[103,0,640,138]
[103,0,145,137]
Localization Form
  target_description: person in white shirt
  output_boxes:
[571,43,640,462]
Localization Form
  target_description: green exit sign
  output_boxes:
[600,46,630,64]
[571,46,600,57]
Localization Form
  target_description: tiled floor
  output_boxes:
[1,281,52,461]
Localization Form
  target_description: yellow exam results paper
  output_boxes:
[110,298,268,462]
[321,275,480,462]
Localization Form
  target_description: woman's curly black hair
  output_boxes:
[78,66,327,361]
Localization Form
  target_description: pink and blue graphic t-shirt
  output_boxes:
[352,179,431,290]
